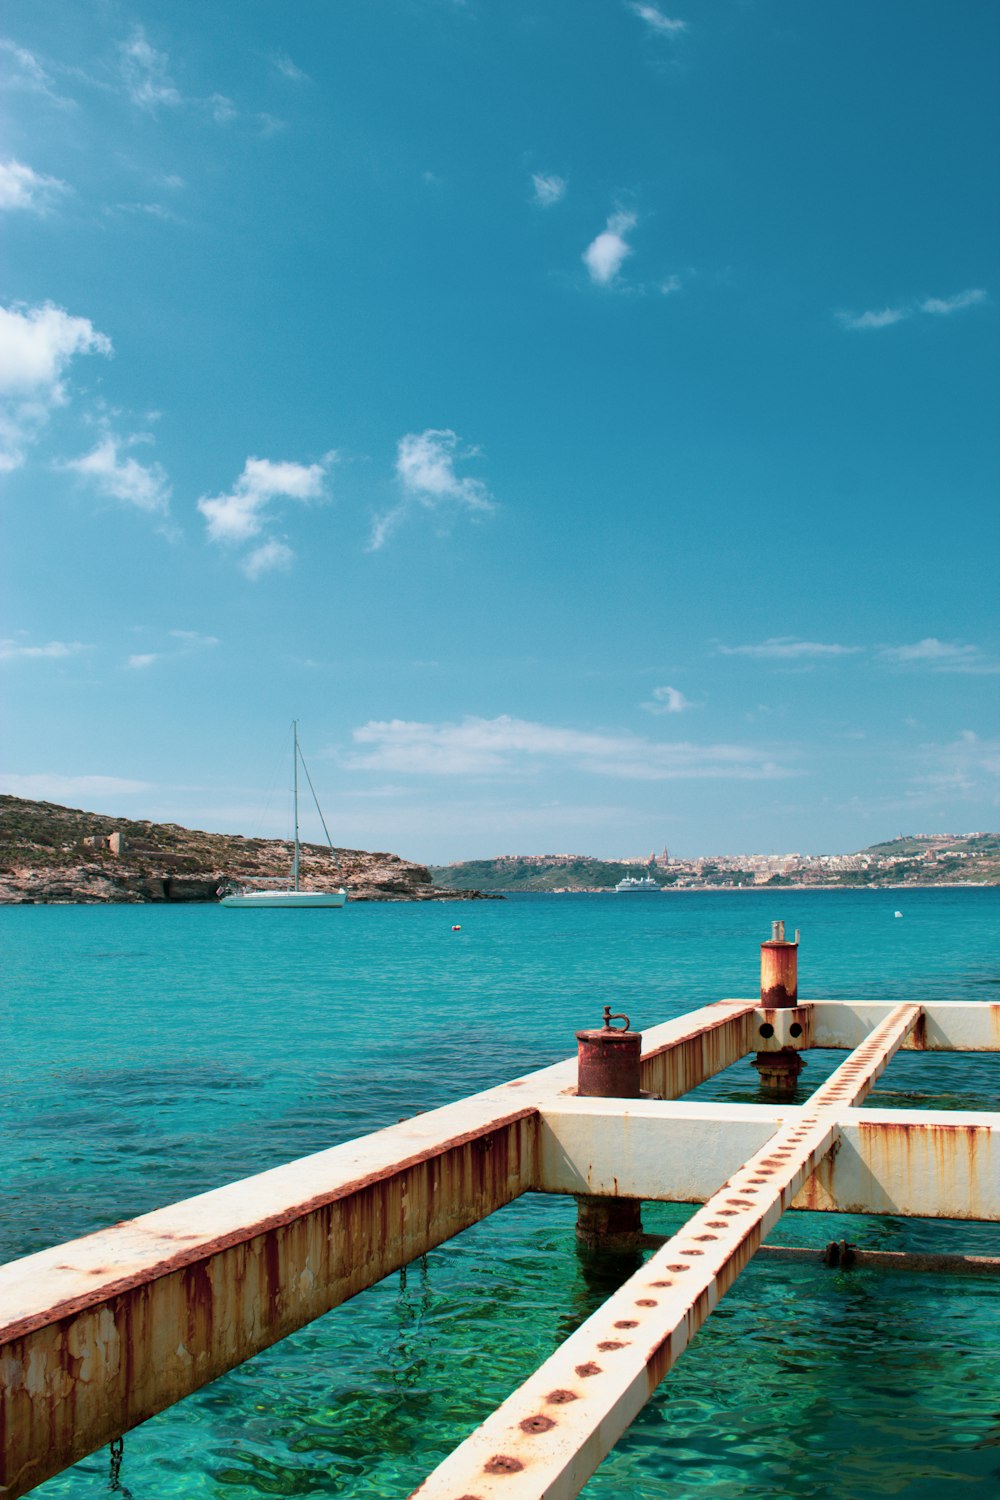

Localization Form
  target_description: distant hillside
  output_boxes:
[429,856,677,893]
[431,832,1000,892]
[0,796,489,904]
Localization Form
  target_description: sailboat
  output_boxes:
[220,722,348,909]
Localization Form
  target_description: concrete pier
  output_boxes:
[1,980,997,1499]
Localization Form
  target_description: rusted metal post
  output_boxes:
[753,920,805,1096]
[575,1009,643,1255]
[760,918,798,1006]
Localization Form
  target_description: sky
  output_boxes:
[1,0,998,864]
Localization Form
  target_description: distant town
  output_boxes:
[431,832,1000,893]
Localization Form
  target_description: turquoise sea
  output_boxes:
[3,887,999,1498]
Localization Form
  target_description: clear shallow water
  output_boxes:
[2,887,999,1497]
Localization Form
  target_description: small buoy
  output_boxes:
[894,911,903,919]
[451,924,461,931]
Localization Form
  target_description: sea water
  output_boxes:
[2,887,998,1498]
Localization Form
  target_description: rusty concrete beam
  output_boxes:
[743,998,1000,1052]
[0,1093,537,1499]
[411,1108,843,1497]
[536,1101,999,1219]
[410,1006,926,1498]
[796,1109,999,1219]
[638,1001,757,1097]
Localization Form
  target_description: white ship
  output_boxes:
[614,873,661,892]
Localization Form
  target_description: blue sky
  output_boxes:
[1,0,997,863]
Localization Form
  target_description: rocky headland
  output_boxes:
[0,796,490,904]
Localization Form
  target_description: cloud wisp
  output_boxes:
[838,288,988,330]
[344,714,789,783]
[718,637,861,660]
[198,454,333,577]
[0,772,152,801]
[627,5,688,36]
[0,636,89,663]
[642,685,695,714]
[531,172,566,207]
[118,27,181,111]
[0,158,68,213]
[125,629,220,670]
[0,38,74,107]
[878,638,1000,675]
[583,211,637,285]
[920,288,987,316]
[369,429,494,551]
[62,432,172,515]
[909,730,1000,798]
[0,300,112,471]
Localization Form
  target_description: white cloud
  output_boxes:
[627,4,688,35]
[123,629,220,668]
[397,429,492,509]
[531,173,566,207]
[344,714,789,783]
[0,302,111,395]
[119,27,180,110]
[878,638,1000,675]
[169,629,219,648]
[370,429,493,550]
[920,288,987,316]
[0,300,112,469]
[583,211,637,285]
[242,539,294,580]
[0,158,67,213]
[642,685,694,714]
[718,637,861,660]
[0,39,72,107]
[910,731,1000,797]
[62,434,172,515]
[837,306,910,331]
[0,637,89,662]
[198,454,331,549]
[273,52,309,83]
[0,773,152,801]
[659,274,682,295]
[838,288,988,329]
[209,93,238,125]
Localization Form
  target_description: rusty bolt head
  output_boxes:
[614,1319,638,1329]
[575,1361,602,1377]
[484,1455,524,1475]
[597,1339,626,1351]
[519,1414,556,1434]
[546,1388,578,1404]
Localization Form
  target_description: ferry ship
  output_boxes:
[614,873,661,892]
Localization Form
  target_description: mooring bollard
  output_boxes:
[575,1008,644,1255]
[760,918,798,1007]
[753,920,806,1096]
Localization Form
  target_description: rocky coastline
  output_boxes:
[0,796,492,905]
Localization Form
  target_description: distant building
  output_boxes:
[80,832,125,856]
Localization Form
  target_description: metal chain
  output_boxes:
[108,1436,134,1499]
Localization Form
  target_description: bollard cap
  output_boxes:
[575,1027,642,1044]
[577,1005,642,1044]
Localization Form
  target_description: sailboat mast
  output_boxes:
[292,719,300,891]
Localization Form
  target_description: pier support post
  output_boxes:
[575,1010,644,1257]
[752,920,805,1098]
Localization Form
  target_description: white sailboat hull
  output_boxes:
[220,888,348,908]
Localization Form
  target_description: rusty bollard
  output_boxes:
[575,1008,644,1255]
[753,920,805,1097]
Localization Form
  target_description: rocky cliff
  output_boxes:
[0,796,490,904]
